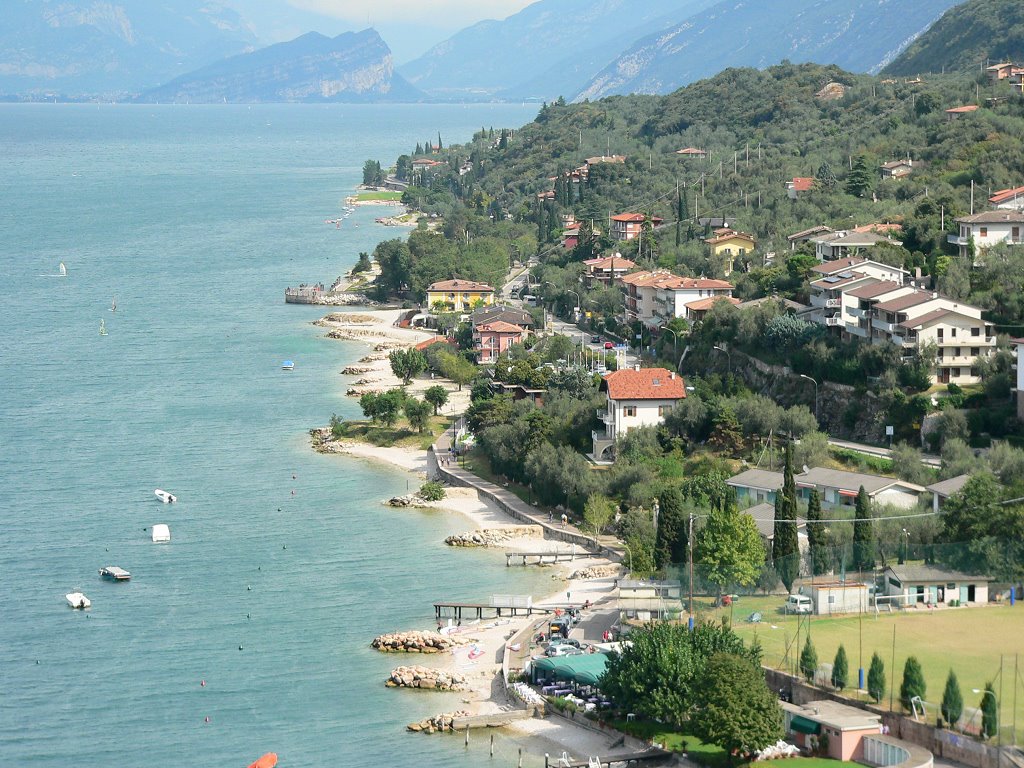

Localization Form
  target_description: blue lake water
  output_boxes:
[0,103,558,767]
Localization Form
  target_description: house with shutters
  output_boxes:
[620,270,735,327]
[583,254,635,286]
[951,210,1024,259]
[989,186,1024,211]
[592,367,686,460]
[610,212,662,241]
[426,280,495,312]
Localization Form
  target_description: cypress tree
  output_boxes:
[868,652,886,703]
[773,442,800,593]
[845,154,873,198]
[831,644,849,690]
[980,682,998,739]
[414,142,422,155]
[806,489,830,575]
[437,132,443,150]
[654,487,687,569]
[941,670,964,728]
[799,635,818,683]
[853,486,874,572]
[900,656,927,712]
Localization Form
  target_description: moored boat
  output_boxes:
[99,566,131,581]
[281,360,294,370]
[66,592,91,609]
[154,489,176,503]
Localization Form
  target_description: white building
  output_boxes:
[883,565,990,607]
[620,270,735,327]
[989,186,1024,211]
[810,230,903,261]
[809,582,869,616]
[806,259,995,385]
[728,466,926,510]
[592,367,686,460]
[951,210,1024,259]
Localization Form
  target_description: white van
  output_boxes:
[521,294,539,307]
[784,594,813,614]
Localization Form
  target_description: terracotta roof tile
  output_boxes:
[602,368,687,401]
[427,280,494,292]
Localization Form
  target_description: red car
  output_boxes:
[604,341,614,349]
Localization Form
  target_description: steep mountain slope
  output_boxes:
[0,0,258,97]
[575,0,960,100]
[398,0,718,100]
[138,29,422,103]
[883,0,1024,75]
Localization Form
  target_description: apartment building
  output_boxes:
[620,270,735,327]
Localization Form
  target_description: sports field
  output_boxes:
[706,595,1024,742]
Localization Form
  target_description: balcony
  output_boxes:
[824,298,841,308]
[596,409,614,426]
[825,317,843,327]
[947,234,970,247]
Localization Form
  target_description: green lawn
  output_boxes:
[355,190,403,202]
[707,594,1024,742]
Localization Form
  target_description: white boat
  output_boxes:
[151,523,171,542]
[59,262,67,277]
[281,360,294,370]
[66,592,91,609]
[99,319,107,336]
[154,489,176,503]
[110,296,117,312]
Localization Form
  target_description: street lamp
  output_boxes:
[798,374,819,422]
[660,325,680,362]
[713,344,731,374]
[621,541,634,574]
[900,528,910,564]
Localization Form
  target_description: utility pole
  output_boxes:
[688,512,695,629]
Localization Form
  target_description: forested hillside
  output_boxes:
[884,0,1024,76]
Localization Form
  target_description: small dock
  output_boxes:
[545,748,670,768]
[451,709,537,729]
[285,284,325,304]
[434,593,547,621]
[505,551,578,567]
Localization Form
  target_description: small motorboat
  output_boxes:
[154,489,176,503]
[247,753,278,768]
[151,523,171,543]
[99,566,131,581]
[281,360,294,370]
[66,592,91,609]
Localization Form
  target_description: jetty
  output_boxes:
[505,550,578,567]
[285,283,325,304]
[434,594,541,621]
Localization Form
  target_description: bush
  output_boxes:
[419,481,446,501]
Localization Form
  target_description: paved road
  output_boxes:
[827,437,942,468]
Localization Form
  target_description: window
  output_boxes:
[623,406,636,417]
[1014,227,1020,240]
[971,327,980,336]
[950,328,957,337]
[971,347,980,356]
[980,227,988,237]
[828,595,836,604]
[658,405,671,417]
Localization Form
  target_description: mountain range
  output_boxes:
[2,0,1018,102]
[138,29,420,103]
[0,0,258,97]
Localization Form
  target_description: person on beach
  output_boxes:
[560,513,567,528]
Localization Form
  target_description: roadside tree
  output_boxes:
[424,385,449,415]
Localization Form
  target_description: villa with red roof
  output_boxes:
[620,270,735,326]
[610,213,663,241]
[990,186,1024,211]
[946,105,979,121]
[583,253,636,286]
[786,177,815,199]
[592,367,686,460]
[473,320,527,363]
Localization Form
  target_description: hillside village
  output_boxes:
[335,7,1024,767]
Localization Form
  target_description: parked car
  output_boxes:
[590,336,601,344]
[784,594,813,614]
[547,637,581,649]
[546,644,583,657]
[604,341,614,349]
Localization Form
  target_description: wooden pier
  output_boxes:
[505,550,578,567]
[433,601,547,621]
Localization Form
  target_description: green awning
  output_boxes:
[790,715,821,735]
[532,653,610,686]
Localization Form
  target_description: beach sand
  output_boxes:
[317,307,628,755]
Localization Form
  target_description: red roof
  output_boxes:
[946,105,979,114]
[476,321,525,334]
[685,296,741,312]
[603,367,687,401]
[415,337,456,352]
[1010,337,1024,345]
[790,177,815,192]
[990,186,1024,204]
[584,255,637,270]
[810,257,866,274]
[676,147,707,156]
[611,212,662,223]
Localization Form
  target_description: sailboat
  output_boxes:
[99,319,107,336]
[59,262,67,277]
[110,296,117,312]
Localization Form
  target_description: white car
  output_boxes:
[784,594,813,614]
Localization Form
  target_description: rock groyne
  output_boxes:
[444,526,544,548]
[372,630,470,653]
[386,665,468,691]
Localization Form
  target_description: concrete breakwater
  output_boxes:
[386,666,468,691]
[407,711,472,733]
[372,630,470,653]
[444,526,544,547]
[569,564,622,579]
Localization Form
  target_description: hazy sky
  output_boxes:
[232,0,536,63]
